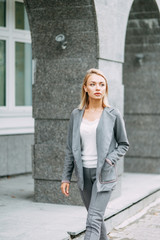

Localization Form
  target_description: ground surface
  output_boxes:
[1,174,160,240]
[109,201,160,240]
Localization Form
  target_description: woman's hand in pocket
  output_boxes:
[105,158,113,166]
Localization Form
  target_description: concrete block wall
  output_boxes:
[0,134,33,176]
[123,0,160,173]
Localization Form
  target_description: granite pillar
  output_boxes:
[24,0,98,204]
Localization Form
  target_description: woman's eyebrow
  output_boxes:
[90,81,105,83]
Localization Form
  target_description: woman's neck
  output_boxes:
[83,99,103,121]
[87,99,103,110]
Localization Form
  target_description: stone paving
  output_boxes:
[108,201,160,240]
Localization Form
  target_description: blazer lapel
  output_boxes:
[96,107,116,168]
[72,107,85,152]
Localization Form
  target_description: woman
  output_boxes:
[61,68,129,240]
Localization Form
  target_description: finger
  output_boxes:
[61,183,66,195]
[64,184,69,197]
[61,183,69,197]
[66,184,69,195]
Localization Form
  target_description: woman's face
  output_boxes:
[84,74,106,101]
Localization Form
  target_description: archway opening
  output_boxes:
[123,0,160,173]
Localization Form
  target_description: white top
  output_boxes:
[80,118,99,168]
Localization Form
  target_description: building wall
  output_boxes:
[0,0,34,177]
[124,0,160,173]
[0,134,33,176]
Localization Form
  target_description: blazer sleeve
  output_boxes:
[61,112,74,183]
[106,109,129,165]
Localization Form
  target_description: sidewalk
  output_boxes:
[0,173,160,240]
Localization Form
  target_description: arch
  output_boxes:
[94,0,160,176]
[93,1,135,113]
[94,0,160,63]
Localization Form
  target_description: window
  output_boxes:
[0,0,34,135]
[15,42,32,106]
[0,40,6,106]
[15,1,29,30]
[0,0,6,27]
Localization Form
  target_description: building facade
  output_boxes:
[1,0,160,205]
[0,0,33,176]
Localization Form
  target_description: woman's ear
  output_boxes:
[84,86,87,92]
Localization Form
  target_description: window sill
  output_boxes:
[0,115,34,135]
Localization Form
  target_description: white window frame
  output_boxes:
[0,0,34,135]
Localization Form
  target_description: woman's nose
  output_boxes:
[96,84,100,90]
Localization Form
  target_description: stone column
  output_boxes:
[24,0,98,204]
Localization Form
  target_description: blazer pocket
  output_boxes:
[100,160,117,184]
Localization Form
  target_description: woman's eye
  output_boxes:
[90,84,95,86]
[101,84,105,86]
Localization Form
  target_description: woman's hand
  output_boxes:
[105,158,113,166]
[61,182,70,197]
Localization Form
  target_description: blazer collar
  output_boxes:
[79,105,114,115]
[77,105,115,130]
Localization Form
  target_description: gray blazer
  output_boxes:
[62,106,129,192]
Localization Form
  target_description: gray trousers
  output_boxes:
[79,167,112,240]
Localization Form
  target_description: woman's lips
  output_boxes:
[94,93,101,96]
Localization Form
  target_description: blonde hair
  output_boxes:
[78,68,110,109]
